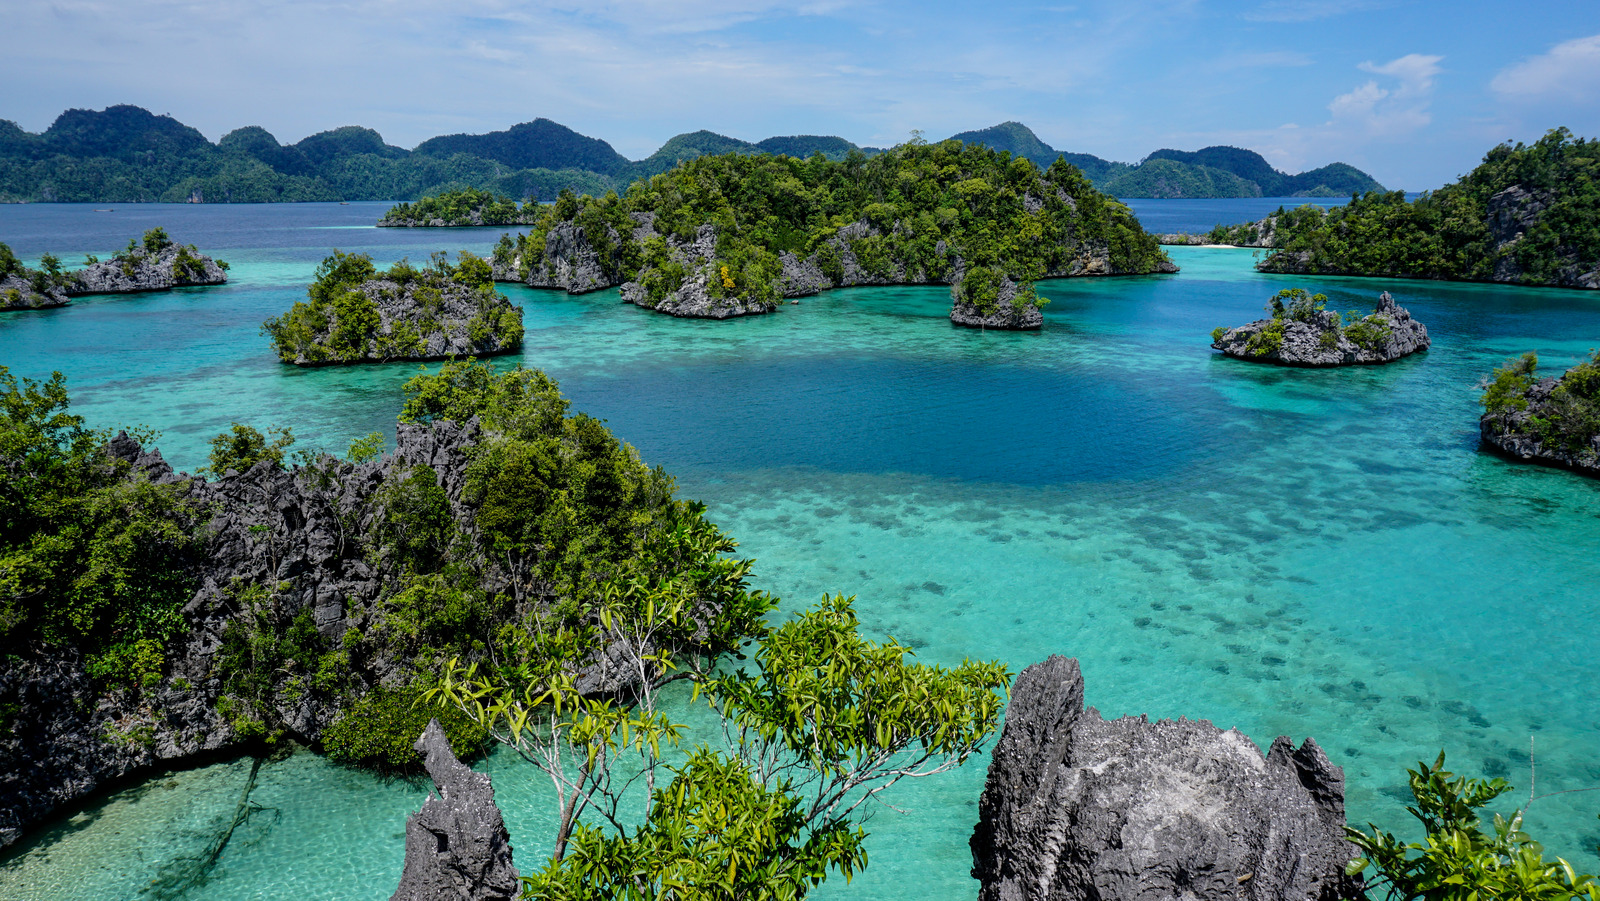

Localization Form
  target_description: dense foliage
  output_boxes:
[1102,159,1262,199]
[1139,147,1383,197]
[0,368,199,684]
[1348,753,1600,901]
[378,187,539,226]
[1257,128,1600,286]
[262,250,522,364]
[499,140,1168,310]
[322,684,489,773]
[1481,351,1600,454]
[0,106,1384,203]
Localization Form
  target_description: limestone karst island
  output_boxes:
[4,6,1600,901]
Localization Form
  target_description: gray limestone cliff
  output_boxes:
[1212,291,1428,367]
[970,656,1360,901]
[267,274,523,365]
[390,719,520,901]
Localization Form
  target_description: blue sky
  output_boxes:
[6,0,1600,189]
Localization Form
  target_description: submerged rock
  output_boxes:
[1212,290,1428,367]
[971,656,1359,901]
[391,719,520,901]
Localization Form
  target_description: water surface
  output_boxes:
[2,201,1598,900]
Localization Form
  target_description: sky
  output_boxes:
[6,0,1600,190]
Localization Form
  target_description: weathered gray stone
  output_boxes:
[971,656,1359,901]
[1212,291,1429,367]
[391,719,520,901]
[0,274,70,310]
[68,243,227,295]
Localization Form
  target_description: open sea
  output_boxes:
[2,199,1598,900]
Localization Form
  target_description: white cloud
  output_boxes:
[1491,33,1600,103]
[1328,53,1442,135]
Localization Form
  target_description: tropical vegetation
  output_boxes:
[262,250,522,364]
[1348,753,1600,901]
[1253,128,1600,287]
[1481,350,1600,455]
[497,138,1169,313]
[378,186,539,227]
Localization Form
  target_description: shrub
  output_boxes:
[1481,352,1538,415]
[1246,319,1285,357]
[323,684,488,773]
[204,423,295,476]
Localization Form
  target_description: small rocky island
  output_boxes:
[2,229,227,311]
[1211,288,1429,366]
[970,656,1359,901]
[1479,350,1600,477]
[378,187,541,228]
[263,250,523,365]
[949,272,1044,330]
[68,228,229,294]
[491,140,1175,324]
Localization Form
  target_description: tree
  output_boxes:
[431,576,1009,899]
[1348,753,1600,901]
[203,422,295,475]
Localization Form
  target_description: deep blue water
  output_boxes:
[2,200,1599,901]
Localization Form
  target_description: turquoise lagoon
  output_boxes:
[2,202,1599,900]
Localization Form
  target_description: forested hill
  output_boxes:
[0,105,1384,203]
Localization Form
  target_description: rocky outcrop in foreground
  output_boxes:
[1213,291,1428,367]
[68,240,228,295]
[1480,354,1600,477]
[391,719,520,901]
[971,656,1359,901]
[0,422,480,848]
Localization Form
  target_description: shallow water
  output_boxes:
[3,202,1599,900]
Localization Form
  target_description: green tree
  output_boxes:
[1348,753,1600,901]
[203,422,295,475]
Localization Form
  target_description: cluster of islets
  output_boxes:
[5,131,1600,901]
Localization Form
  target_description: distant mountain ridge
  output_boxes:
[0,105,1383,203]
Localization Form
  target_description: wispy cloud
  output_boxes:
[1328,53,1443,135]
[1243,0,1382,23]
[1490,33,1600,103]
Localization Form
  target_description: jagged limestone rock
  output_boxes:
[971,656,1360,901]
[390,719,520,901]
[69,243,227,295]
[1212,291,1428,367]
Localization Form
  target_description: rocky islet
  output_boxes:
[1212,289,1429,367]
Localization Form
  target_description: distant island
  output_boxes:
[262,251,522,364]
[489,141,1174,324]
[0,105,1384,203]
[1193,129,1599,291]
[377,187,539,227]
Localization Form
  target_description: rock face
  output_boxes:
[949,277,1044,330]
[1480,370,1600,477]
[0,274,70,310]
[1212,291,1428,367]
[1487,185,1600,289]
[0,421,483,848]
[971,656,1359,901]
[391,719,520,901]
[619,223,782,319]
[1159,217,1278,248]
[68,243,227,295]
